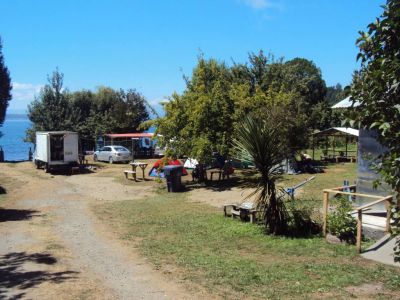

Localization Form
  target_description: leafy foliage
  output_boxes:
[0,37,12,129]
[27,70,150,146]
[154,52,336,162]
[348,0,400,260]
[328,197,357,244]
[154,57,234,162]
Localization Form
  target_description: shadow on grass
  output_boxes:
[0,209,41,222]
[184,169,260,192]
[0,252,78,299]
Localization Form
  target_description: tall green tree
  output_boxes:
[348,0,400,261]
[27,71,150,146]
[155,57,234,162]
[27,69,72,141]
[0,37,12,128]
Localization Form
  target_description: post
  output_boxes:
[356,210,362,253]
[385,199,391,233]
[322,191,329,237]
[312,134,315,160]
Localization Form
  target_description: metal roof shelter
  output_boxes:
[312,127,359,137]
[331,96,360,109]
[104,133,154,139]
[101,132,155,157]
[312,127,359,161]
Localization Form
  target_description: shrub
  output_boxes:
[286,198,321,237]
[328,197,357,244]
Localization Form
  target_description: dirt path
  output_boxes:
[0,162,192,299]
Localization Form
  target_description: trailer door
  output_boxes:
[64,133,78,162]
[50,134,64,161]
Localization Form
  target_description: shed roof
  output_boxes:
[331,96,360,109]
[313,127,359,137]
[105,133,154,139]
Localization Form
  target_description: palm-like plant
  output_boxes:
[233,112,289,234]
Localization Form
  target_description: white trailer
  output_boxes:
[34,131,79,172]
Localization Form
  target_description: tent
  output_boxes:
[183,158,198,169]
[149,158,188,178]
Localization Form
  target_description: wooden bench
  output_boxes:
[223,204,260,224]
[124,170,136,180]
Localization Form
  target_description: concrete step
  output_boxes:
[361,234,400,267]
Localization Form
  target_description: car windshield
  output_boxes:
[114,147,129,152]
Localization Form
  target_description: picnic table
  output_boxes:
[130,162,148,180]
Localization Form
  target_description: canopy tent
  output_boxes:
[100,132,156,157]
[312,127,359,162]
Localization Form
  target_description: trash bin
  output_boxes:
[163,165,183,192]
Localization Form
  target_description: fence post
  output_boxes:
[323,191,329,237]
[385,199,391,233]
[356,210,362,253]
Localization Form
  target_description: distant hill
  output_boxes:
[6,114,29,120]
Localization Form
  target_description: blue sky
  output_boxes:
[0,0,384,114]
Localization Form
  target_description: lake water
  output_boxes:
[0,114,33,161]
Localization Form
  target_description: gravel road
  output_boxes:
[0,163,192,299]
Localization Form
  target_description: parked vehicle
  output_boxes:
[34,131,79,173]
[93,145,132,163]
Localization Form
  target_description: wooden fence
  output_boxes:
[322,185,393,253]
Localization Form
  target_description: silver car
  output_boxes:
[93,145,132,164]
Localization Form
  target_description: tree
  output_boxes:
[325,84,346,106]
[27,71,150,146]
[27,69,72,142]
[0,37,12,127]
[155,56,234,162]
[349,0,400,261]
[233,112,289,234]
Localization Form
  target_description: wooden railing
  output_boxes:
[322,186,393,253]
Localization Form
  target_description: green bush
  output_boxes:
[328,197,357,244]
[285,198,321,237]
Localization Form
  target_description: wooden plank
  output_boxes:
[357,210,362,253]
[324,185,356,191]
[322,191,329,237]
[323,189,383,199]
[354,195,393,211]
[385,200,391,233]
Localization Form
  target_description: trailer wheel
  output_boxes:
[109,157,114,164]
[93,154,98,162]
[34,160,40,169]
[44,163,50,173]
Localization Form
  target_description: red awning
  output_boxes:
[105,133,154,139]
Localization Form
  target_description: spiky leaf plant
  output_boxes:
[233,112,289,235]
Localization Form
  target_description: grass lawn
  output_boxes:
[278,162,357,201]
[95,168,400,299]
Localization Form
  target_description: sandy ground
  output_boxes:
[0,162,214,299]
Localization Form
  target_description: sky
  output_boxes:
[0,0,385,114]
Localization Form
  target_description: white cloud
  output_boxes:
[7,82,43,113]
[241,0,271,9]
[12,82,42,101]
[240,0,283,11]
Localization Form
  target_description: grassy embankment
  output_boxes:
[95,162,400,299]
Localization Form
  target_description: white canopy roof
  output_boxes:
[313,127,359,137]
[331,96,360,109]
[333,127,359,136]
